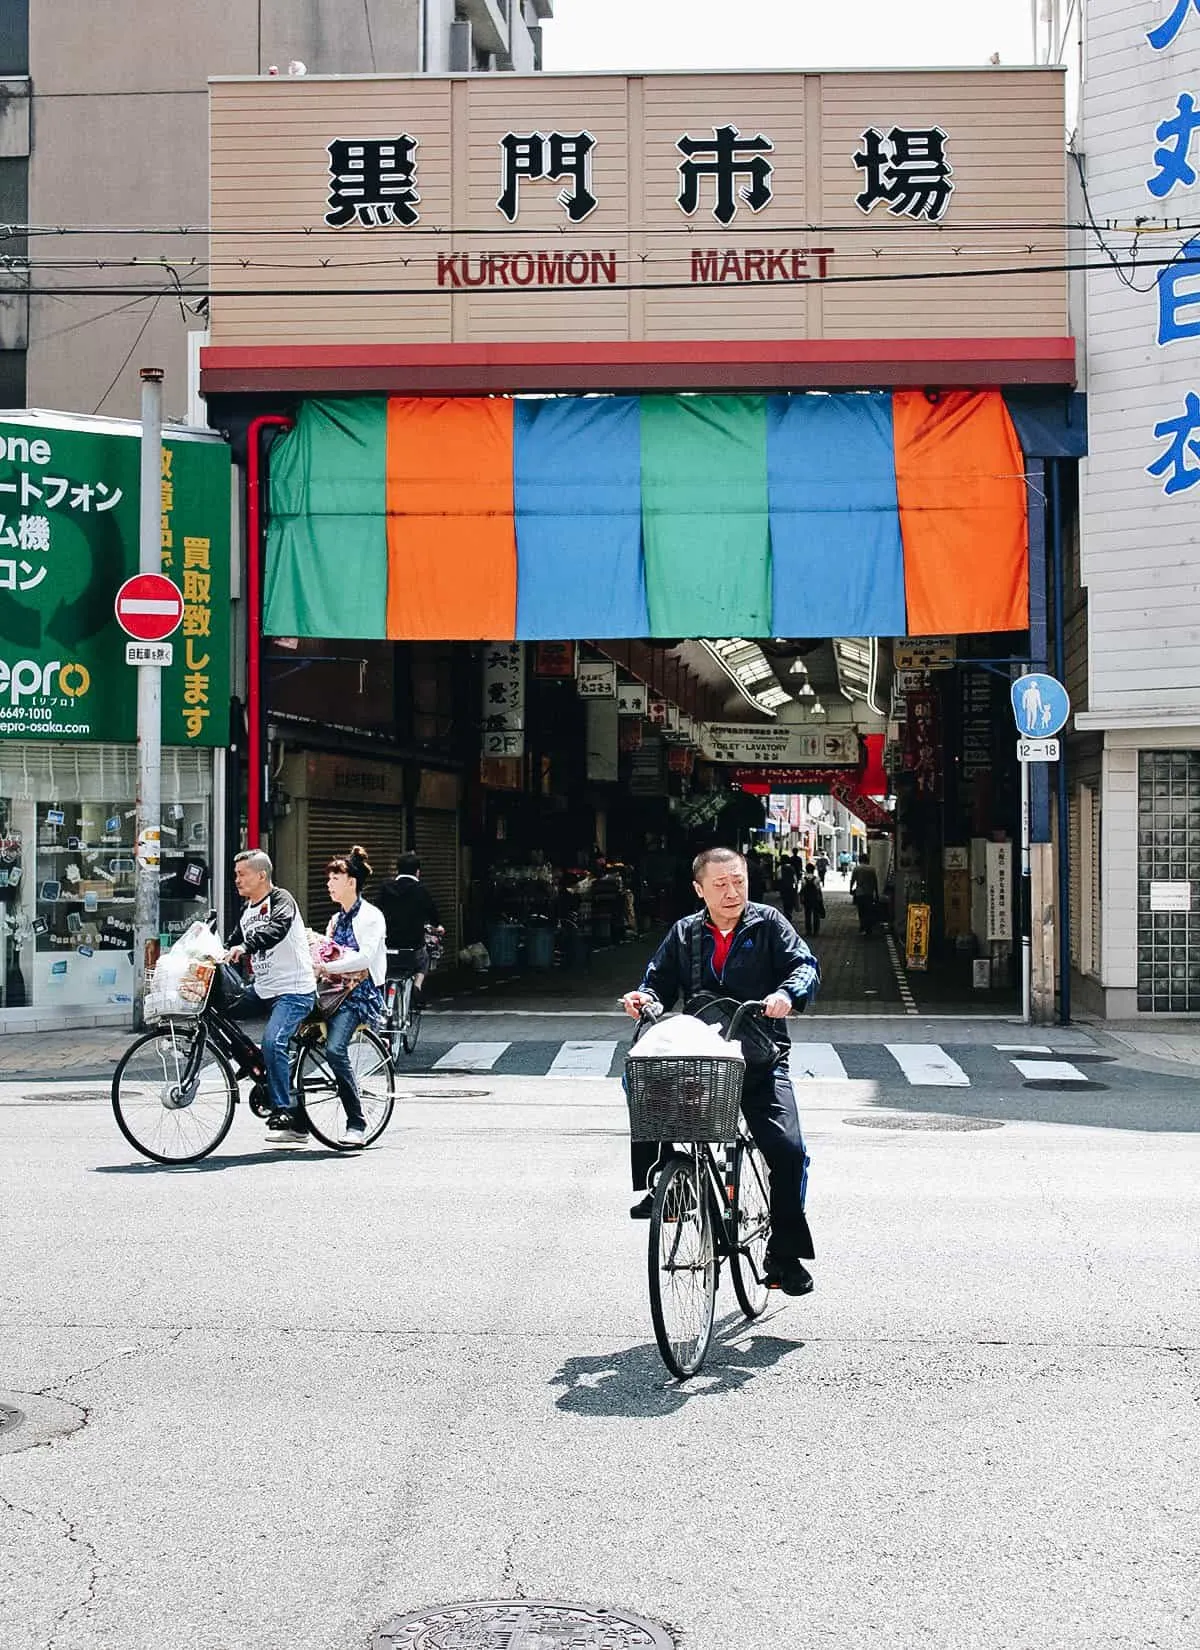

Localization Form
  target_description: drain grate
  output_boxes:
[374,1599,676,1648]
[0,1402,24,1436]
[845,1113,1004,1132]
[1023,1079,1108,1092]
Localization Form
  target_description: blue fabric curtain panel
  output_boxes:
[766,392,908,637]
[513,396,649,640]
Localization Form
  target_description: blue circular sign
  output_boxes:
[1011,673,1070,739]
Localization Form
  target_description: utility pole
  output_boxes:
[133,367,164,1029]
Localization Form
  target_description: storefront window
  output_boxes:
[1137,751,1200,1012]
[0,743,214,1018]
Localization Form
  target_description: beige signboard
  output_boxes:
[208,68,1067,350]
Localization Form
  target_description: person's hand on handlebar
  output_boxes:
[621,991,658,1020]
[762,990,793,1019]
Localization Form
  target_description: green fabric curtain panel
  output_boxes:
[639,394,772,638]
[266,398,388,638]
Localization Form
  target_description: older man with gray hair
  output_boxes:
[224,849,317,1143]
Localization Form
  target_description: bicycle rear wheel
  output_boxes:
[401,980,421,1055]
[296,1025,395,1149]
[730,1137,772,1319]
[647,1153,717,1379]
[112,1025,237,1165]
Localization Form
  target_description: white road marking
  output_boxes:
[431,1042,511,1072]
[884,932,920,1015]
[885,1043,971,1086]
[547,1040,618,1078]
[788,1043,849,1080]
[995,1044,1053,1053]
[1010,1059,1090,1083]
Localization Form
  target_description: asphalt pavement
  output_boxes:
[1,1033,1198,1650]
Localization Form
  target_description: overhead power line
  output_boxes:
[0,250,1194,300]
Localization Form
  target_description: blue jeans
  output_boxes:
[227,985,316,1114]
[324,1001,368,1128]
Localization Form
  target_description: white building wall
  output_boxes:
[1080,1,1200,719]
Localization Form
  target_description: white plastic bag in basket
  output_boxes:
[626,1014,744,1062]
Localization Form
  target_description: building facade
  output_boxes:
[1075,0,1200,1015]
[0,1,552,421]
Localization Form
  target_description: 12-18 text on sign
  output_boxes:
[1017,738,1060,763]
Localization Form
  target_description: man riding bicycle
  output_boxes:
[223,849,317,1144]
[622,846,820,1298]
[376,852,443,1005]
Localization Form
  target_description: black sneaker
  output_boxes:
[266,1109,308,1144]
[769,1258,814,1297]
[629,1193,654,1220]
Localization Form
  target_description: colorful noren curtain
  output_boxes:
[265,391,1030,640]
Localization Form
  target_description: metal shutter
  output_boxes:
[304,804,407,931]
[414,807,460,957]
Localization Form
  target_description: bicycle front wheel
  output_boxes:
[296,1025,395,1149]
[730,1137,772,1319]
[648,1153,717,1379]
[112,1025,237,1165]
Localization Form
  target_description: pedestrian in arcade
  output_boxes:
[800,862,826,937]
[849,853,880,935]
[779,856,799,926]
[316,846,388,1147]
[815,851,830,886]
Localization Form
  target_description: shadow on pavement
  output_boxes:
[93,1146,351,1173]
[550,1317,804,1416]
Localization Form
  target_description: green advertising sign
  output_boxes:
[0,416,231,745]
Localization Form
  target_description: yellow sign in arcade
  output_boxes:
[905,902,931,972]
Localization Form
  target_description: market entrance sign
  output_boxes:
[207,68,1068,352]
[0,417,230,743]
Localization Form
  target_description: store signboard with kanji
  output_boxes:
[0,416,230,743]
[207,68,1067,349]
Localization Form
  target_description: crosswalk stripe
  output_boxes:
[788,1042,849,1080]
[885,1043,971,1086]
[995,1044,1053,1053]
[1010,1058,1089,1083]
[431,1041,511,1072]
[547,1040,618,1078]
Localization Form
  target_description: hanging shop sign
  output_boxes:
[482,641,524,758]
[576,658,617,699]
[894,636,956,671]
[704,724,859,766]
[732,765,858,793]
[207,69,1067,351]
[617,682,648,717]
[532,641,576,678]
[986,840,1013,941]
[0,417,231,745]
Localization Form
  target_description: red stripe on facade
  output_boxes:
[200,337,1076,396]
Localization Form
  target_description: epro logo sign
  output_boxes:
[0,657,91,704]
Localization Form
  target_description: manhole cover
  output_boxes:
[845,1113,1005,1132]
[1023,1079,1108,1092]
[0,1403,24,1435]
[398,1089,491,1101]
[374,1600,675,1648]
[0,1390,85,1454]
[21,1091,107,1105]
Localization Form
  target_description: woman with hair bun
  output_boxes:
[317,845,388,1147]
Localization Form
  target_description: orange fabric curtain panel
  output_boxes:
[892,389,1029,634]
[385,397,518,639]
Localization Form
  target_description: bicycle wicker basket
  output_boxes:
[144,959,217,1024]
[624,1052,744,1143]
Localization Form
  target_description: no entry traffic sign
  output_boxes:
[114,573,184,642]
